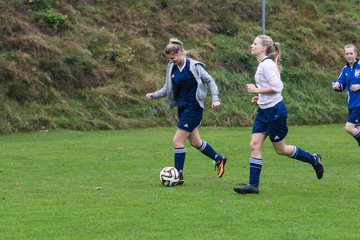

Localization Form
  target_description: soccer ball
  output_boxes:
[160,167,180,186]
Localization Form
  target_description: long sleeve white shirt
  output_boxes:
[255,57,283,109]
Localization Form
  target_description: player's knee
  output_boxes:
[344,123,356,133]
[275,148,286,155]
[172,138,183,148]
[250,141,260,153]
[274,145,286,155]
[189,139,201,148]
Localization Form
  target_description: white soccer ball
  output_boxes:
[159,166,180,187]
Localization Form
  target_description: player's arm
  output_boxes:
[147,65,172,100]
[247,66,283,94]
[332,68,347,92]
[246,84,276,94]
[196,64,220,108]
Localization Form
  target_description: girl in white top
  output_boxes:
[253,52,283,108]
[234,35,324,194]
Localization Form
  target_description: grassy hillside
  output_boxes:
[0,0,359,133]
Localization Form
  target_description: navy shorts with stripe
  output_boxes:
[177,102,203,132]
[348,107,360,125]
[252,101,288,142]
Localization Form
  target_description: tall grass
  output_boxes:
[1,0,359,132]
[0,125,359,239]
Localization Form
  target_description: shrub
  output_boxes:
[209,14,239,36]
[24,0,54,11]
[102,44,134,67]
[37,8,68,31]
[210,35,256,72]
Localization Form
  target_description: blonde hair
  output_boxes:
[164,38,185,55]
[344,44,358,55]
[257,35,282,70]
[164,38,201,60]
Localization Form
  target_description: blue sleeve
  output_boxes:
[332,68,347,92]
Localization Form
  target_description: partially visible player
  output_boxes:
[146,38,227,185]
[332,44,360,146]
[234,35,324,194]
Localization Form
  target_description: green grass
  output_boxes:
[0,125,359,239]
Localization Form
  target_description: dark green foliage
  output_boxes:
[7,79,32,103]
[101,44,135,68]
[210,35,257,72]
[205,1,261,35]
[158,0,168,8]
[209,14,239,36]
[87,34,112,57]
[37,8,68,31]
[38,51,101,94]
[24,0,54,11]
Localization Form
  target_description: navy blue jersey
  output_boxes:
[171,58,197,104]
[335,60,360,109]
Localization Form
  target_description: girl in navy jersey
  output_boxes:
[332,44,360,146]
[234,35,324,194]
[146,38,227,185]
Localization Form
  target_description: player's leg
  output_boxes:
[356,125,360,145]
[248,132,267,187]
[345,122,359,135]
[270,117,323,180]
[345,122,360,145]
[234,118,267,195]
[344,108,360,146]
[345,122,360,146]
[273,140,324,179]
[172,128,191,181]
[273,139,318,165]
[172,103,195,182]
[188,128,227,178]
[234,110,269,194]
[234,133,266,194]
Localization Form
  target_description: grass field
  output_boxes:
[0,125,359,240]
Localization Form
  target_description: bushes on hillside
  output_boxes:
[37,8,68,31]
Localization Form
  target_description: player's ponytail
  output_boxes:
[164,38,185,55]
[272,42,282,72]
[257,35,282,71]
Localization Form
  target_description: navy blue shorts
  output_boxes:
[348,107,360,125]
[252,101,288,142]
[177,102,203,132]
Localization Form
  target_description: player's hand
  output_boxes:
[251,96,259,105]
[212,100,221,109]
[332,82,341,90]
[246,84,258,93]
[350,84,360,92]
[145,93,153,100]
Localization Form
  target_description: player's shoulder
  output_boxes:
[189,58,205,67]
[340,64,349,73]
[261,58,276,65]
[260,58,278,72]
[354,60,360,69]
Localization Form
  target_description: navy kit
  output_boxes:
[333,57,360,145]
[172,58,203,132]
[252,101,288,142]
[334,59,360,110]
